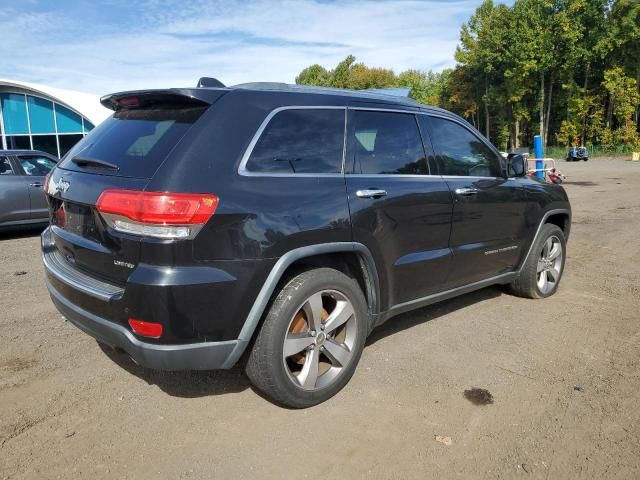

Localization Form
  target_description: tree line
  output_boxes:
[295,0,640,151]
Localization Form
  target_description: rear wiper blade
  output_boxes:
[71,156,119,171]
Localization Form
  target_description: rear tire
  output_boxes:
[246,268,368,408]
[509,224,566,299]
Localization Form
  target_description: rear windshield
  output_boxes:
[58,106,206,178]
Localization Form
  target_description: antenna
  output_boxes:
[197,77,226,88]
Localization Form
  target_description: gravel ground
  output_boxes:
[1,157,639,479]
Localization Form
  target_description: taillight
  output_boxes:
[96,190,218,239]
[128,318,163,338]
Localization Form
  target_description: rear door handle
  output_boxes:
[29,182,43,187]
[356,189,387,199]
[455,187,478,196]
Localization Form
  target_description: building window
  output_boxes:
[5,136,31,149]
[55,104,83,133]
[0,92,95,157]
[32,135,59,157]
[1,93,29,134]
[27,96,55,134]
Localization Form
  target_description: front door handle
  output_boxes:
[356,189,387,199]
[29,182,44,187]
[455,187,479,196]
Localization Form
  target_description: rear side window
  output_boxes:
[349,110,427,175]
[59,107,206,178]
[246,109,345,174]
[427,116,502,177]
[18,155,56,176]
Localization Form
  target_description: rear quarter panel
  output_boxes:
[147,90,353,261]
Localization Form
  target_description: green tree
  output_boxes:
[602,67,640,146]
[397,69,451,106]
[293,0,640,152]
[295,64,330,87]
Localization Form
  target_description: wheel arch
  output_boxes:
[221,242,380,368]
[518,208,571,274]
[545,212,571,239]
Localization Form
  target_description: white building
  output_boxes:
[0,79,111,158]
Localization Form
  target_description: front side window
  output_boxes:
[0,157,13,175]
[246,108,345,174]
[427,116,502,177]
[349,110,427,175]
[18,155,56,176]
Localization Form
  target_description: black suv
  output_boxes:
[41,82,571,407]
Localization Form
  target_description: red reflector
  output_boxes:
[96,190,219,225]
[128,318,163,338]
[54,206,66,227]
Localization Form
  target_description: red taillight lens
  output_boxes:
[96,190,218,225]
[128,318,163,338]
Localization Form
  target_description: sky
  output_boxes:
[0,0,513,96]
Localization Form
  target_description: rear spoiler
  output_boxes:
[100,88,228,111]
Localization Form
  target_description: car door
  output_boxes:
[345,108,453,309]
[15,154,57,221]
[425,115,528,286]
[0,156,32,226]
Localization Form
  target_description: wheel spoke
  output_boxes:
[303,292,324,332]
[547,264,560,283]
[323,300,354,333]
[543,237,552,258]
[537,260,546,273]
[283,333,314,357]
[323,338,350,367]
[297,347,320,388]
[548,242,561,260]
[537,270,547,290]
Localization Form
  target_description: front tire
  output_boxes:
[509,224,566,299]
[246,268,368,408]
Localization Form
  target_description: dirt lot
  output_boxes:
[1,157,639,479]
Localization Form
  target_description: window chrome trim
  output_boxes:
[236,104,505,180]
[441,175,506,181]
[237,105,347,177]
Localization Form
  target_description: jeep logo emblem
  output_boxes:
[55,179,71,193]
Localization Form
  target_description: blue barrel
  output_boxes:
[534,135,544,179]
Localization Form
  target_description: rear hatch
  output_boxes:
[46,89,225,285]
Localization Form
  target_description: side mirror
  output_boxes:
[506,154,527,177]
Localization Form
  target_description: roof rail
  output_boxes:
[230,82,420,105]
[361,87,411,98]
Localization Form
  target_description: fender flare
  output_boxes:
[517,208,571,274]
[222,242,380,368]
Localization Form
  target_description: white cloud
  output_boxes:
[0,0,486,95]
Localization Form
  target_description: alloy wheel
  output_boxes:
[537,235,563,295]
[282,290,357,391]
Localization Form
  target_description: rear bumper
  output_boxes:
[40,226,273,363]
[47,280,241,370]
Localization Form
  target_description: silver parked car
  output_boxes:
[0,150,57,230]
